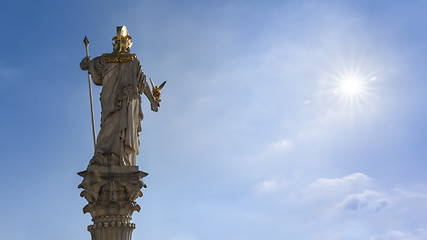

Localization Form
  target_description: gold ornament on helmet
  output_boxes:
[102,26,136,63]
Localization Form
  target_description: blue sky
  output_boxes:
[1,0,427,239]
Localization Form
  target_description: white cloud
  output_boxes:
[193,95,216,109]
[168,233,197,240]
[310,172,370,189]
[254,180,281,193]
[369,229,427,240]
[0,61,22,78]
[335,190,390,213]
[0,61,23,87]
[270,140,293,151]
[393,188,427,199]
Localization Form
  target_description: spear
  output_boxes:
[83,36,97,149]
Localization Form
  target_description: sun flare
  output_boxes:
[326,60,378,113]
[339,78,364,96]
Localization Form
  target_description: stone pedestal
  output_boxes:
[78,166,147,240]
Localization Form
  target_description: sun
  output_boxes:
[316,57,381,117]
[331,64,373,101]
[326,59,379,114]
[339,77,365,96]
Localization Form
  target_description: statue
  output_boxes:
[80,26,161,166]
[78,26,165,240]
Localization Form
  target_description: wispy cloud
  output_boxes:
[168,234,197,240]
[393,188,427,199]
[369,229,427,240]
[310,172,370,189]
[270,140,293,151]
[254,180,281,193]
[0,61,23,87]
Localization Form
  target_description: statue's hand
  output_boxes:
[150,99,159,112]
[80,56,91,71]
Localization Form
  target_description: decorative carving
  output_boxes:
[102,52,137,63]
[78,166,147,240]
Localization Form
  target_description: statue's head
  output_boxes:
[112,26,133,54]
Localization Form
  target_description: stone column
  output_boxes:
[78,166,147,240]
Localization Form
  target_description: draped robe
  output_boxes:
[88,56,154,166]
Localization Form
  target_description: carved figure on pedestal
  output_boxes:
[78,26,163,240]
[80,26,162,166]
